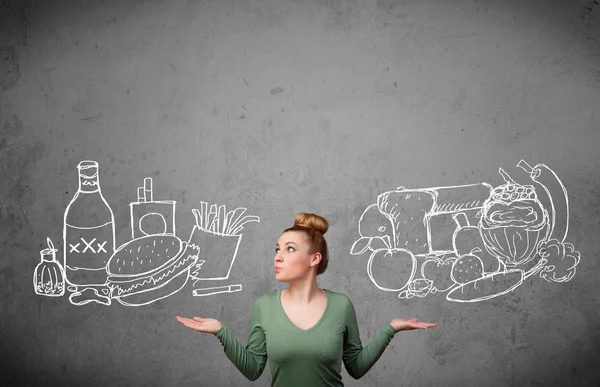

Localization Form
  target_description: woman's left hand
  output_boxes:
[390,318,437,332]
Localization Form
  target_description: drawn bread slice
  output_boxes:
[446,269,524,303]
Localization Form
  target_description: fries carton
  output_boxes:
[187,225,243,281]
[186,203,260,282]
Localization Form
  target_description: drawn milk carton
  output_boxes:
[63,160,115,287]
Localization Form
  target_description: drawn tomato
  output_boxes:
[421,255,457,293]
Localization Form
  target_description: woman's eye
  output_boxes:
[287,247,295,252]
[275,248,279,253]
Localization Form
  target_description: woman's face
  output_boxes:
[274,231,317,282]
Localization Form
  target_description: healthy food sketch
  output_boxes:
[350,159,581,303]
[34,161,261,307]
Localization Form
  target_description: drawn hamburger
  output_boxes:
[106,234,199,306]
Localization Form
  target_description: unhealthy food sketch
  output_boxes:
[187,202,260,296]
[33,238,65,297]
[193,284,243,297]
[351,159,581,303]
[106,233,199,306]
[63,160,116,288]
[130,177,176,239]
[34,160,261,307]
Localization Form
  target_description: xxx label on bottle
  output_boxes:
[64,222,114,286]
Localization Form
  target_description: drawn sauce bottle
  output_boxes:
[34,238,65,296]
[63,160,115,287]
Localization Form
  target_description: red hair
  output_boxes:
[283,212,329,275]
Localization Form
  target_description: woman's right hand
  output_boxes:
[176,316,223,335]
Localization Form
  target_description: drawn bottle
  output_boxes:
[63,160,115,287]
[34,238,65,296]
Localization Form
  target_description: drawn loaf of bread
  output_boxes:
[377,183,492,256]
[106,234,199,306]
[377,190,435,255]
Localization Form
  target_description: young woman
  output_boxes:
[177,212,437,386]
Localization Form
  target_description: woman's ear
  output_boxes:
[311,252,322,267]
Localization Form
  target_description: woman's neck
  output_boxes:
[284,279,323,304]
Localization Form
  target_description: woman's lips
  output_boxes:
[275,267,282,273]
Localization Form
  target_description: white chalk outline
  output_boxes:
[105,232,200,307]
[188,202,260,294]
[33,237,65,297]
[63,160,116,294]
[192,284,243,297]
[129,177,177,239]
[37,161,261,305]
[351,160,581,303]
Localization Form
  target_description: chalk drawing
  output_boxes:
[351,160,581,303]
[33,238,65,297]
[106,232,200,307]
[35,162,260,306]
[104,176,200,306]
[130,177,176,239]
[63,160,116,288]
[187,202,260,296]
[192,284,243,297]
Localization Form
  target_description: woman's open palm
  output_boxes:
[390,317,437,332]
[176,316,223,335]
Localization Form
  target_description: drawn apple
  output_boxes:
[367,248,416,292]
[421,255,457,293]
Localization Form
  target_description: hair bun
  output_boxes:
[293,212,329,235]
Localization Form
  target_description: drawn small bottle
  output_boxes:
[34,238,65,297]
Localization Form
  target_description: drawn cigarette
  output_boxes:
[192,284,242,297]
[144,177,153,202]
[137,187,145,203]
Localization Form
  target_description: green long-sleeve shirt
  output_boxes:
[215,288,397,386]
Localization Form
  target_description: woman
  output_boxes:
[177,212,437,386]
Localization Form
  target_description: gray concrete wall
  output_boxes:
[1,0,599,386]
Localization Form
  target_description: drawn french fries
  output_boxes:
[230,216,260,236]
[191,202,260,236]
[201,201,208,229]
[227,208,247,235]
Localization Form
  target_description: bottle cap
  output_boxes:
[40,237,58,262]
